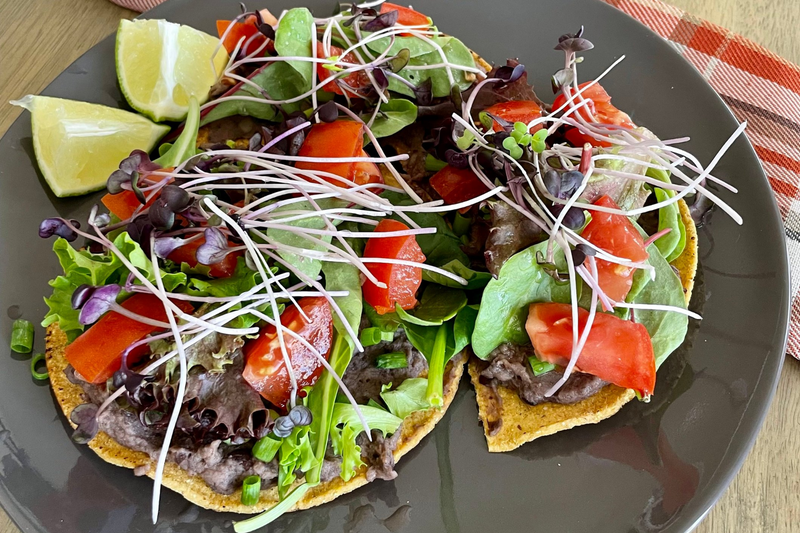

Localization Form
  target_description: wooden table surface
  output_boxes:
[0,0,798,531]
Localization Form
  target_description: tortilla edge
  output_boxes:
[46,325,465,514]
[470,198,698,452]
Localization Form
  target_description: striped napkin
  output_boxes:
[111,0,800,359]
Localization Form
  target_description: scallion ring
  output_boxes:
[241,475,262,506]
[10,319,34,353]
[375,352,408,369]
[31,353,49,381]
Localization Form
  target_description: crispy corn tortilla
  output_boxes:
[470,199,698,452]
[46,324,465,514]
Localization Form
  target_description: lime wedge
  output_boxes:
[116,19,229,122]
[10,95,169,197]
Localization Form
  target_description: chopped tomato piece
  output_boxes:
[65,294,194,384]
[101,190,147,220]
[101,173,174,220]
[295,121,383,189]
[216,16,266,55]
[380,2,430,27]
[167,235,242,278]
[484,101,543,132]
[552,82,635,147]
[581,195,649,302]
[526,302,655,396]
[242,297,333,410]
[315,42,370,97]
[430,165,489,206]
[362,219,426,314]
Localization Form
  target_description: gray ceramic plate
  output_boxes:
[0,0,789,531]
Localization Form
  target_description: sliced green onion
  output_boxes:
[528,357,556,377]
[31,353,49,381]
[234,483,311,533]
[375,352,408,369]
[453,211,471,237]
[425,154,447,172]
[252,435,282,463]
[425,325,449,408]
[478,111,493,131]
[10,319,34,353]
[359,327,393,347]
[241,475,261,506]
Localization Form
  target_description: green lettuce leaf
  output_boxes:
[379,191,469,267]
[422,259,492,290]
[274,8,314,90]
[380,378,430,419]
[471,241,573,358]
[42,234,187,341]
[368,99,418,138]
[277,425,317,498]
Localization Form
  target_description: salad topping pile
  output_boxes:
[22,1,744,529]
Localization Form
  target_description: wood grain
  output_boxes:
[0,1,798,532]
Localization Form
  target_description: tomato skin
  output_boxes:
[581,195,649,302]
[65,294,194,384]
[315,43,370,97]
[242,297,333,410]
[216,17,266,55]
[553,82,635,147]
[102,190,145,220]
[167,235,242,278]
[380,3,430,27]
[362,219,426,314]
[484,101,543,132]
[295,121,383,189]
[429,165,489,205]
[526,303,655,396]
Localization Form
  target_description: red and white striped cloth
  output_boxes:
[111,0,800,359]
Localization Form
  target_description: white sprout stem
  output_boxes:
[246,308,371,438]
[545,255,600,397]
[202,198,301,407]
[150,235,189,524]
[257,247,365,353]
[610,301,702,319]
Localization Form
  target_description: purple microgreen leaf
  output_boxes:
[495,63,526,84]
[288,405,313,426]
[78,284,121,325]
[119,151,142,174]
[413,78,433,105]
[550,204,586,230]
[558,26,585,42]
[372,67,389,92]
[248,132,262,152]
[196,227,230,265]
[107,169,130,194]
[93,213,111,228]
[536,251,570,283]
[690,193,714,227]
[38,218,80,241]
[149,199,176,231]
[71,284,95,310]
[130,172,146,205]
[258,23,275,40]
[444,149,468,169]
[316,100,339,123]
[363,9,397,31]
[154,237,185,259]
[559,170,584,199]
[387,48,410,73]
[575,243,596,257]
[486,112,513,132]
[555,37,594,53]
[551,68,576,94]
[450,84,463,109]
[70,403,99,444]
[161,184,191,212]
[571,247,586,267]
[543,169,561,198]
[127,216,155,256]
